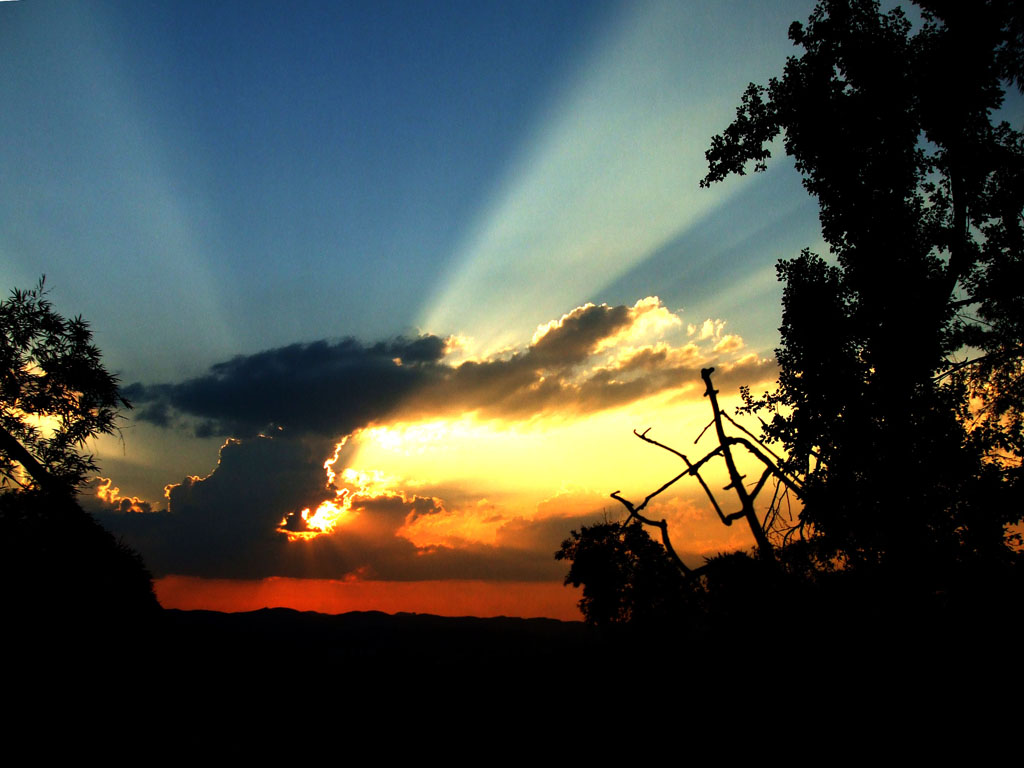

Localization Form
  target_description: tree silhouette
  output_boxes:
[702,0,1023,583]
[1,277,129,494]
[0,279,158,627]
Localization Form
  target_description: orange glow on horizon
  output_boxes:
[156,575,582,621]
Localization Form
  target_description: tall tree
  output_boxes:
[701,0,1024,579]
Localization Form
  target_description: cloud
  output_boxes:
[528,301,634,365]
[92,435,335,578]
[124,336,448,438]
[397,298,773,422]
[714,334,744,354]
[93,406,772,582]
[688,318,724,340]
[82,477,155,515]
[127,297,771,439]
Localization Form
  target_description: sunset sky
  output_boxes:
[1,0,835,619]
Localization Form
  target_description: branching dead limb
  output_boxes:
[610,368,807,577]
[701,367,775,560]
[633,428,729,523]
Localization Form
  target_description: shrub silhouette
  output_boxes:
[557,520,696,629]
[0,489,160,627]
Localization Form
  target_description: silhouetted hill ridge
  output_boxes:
[158,606,596,669]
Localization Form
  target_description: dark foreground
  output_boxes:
[9,601,1020,687]
[5,603,1023,742]
[7,606,607,688]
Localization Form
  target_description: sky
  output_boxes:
[0,0,833,620]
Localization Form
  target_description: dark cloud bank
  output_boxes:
[125,301,772,438]
[123,335,448,438]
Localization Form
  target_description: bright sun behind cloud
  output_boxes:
[266,297,779,560]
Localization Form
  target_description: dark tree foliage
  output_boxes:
[702,0,1024,583]
[0,277,129,493]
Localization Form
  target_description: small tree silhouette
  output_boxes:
[556,519,694,628]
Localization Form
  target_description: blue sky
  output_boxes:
[3,0,851,615]
[2,0,821,381]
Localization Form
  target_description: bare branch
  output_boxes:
[692,468,729,525]
[763,476,784,537]
[632,428,728,523]
[935,355,990,381]
[702,367,775,561]
[609,490,636,516]
[635,470,691,513]
[721,410,789,468]
[635,427,687,461]
[723,435,804,496]
[749,466,773,503]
